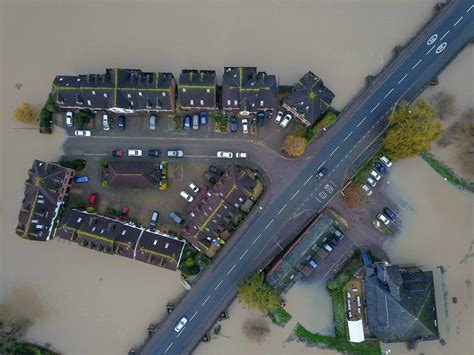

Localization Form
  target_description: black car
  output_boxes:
[383,207,396,220]
[328,238,339,247]
[203,171,217,184]
[230,116,238,133]
[209,165,224,176]
[169,211,183,224]
[317,167,327,179]
[118,116,126,130]
[148,149,161,157]
[149,210,159,228]
[257,111,265,127]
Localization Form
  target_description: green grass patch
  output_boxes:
[353,152,381,184]
[268,306,292,327]
[421,153,474,193]
[305,111,338,140]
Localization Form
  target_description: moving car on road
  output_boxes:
[377,213,390,225]
[74,176,89,183]
[230,117,238,133]
[149,114,157,130]
[180,191,193,203]
[167,149,184,158]
[169,211,183,224]
[280,113,293,128]
[118,116,126,131]
[66,111,73,127]
[188,181,200,193]
[275,111,284,123]
[242,119,249,134]
[217,151,233,159]
[148,149,161,157]
[379,155,392,168]
[103,113,110,131]
[128,149,143,157]
[112,149,123,157]
[235,152,247,158]
[174,317,188,333]
[317,167,327,179]
[75,130,91,137]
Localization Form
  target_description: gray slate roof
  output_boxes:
[104,161,161,188]
[178,69,217,109]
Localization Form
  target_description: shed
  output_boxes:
[347,319,365,343]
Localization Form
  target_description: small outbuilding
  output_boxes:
[347,319,365,343]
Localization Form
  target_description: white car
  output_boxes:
[217,151,233,159]
[74,130,91,137]
[275,110,284,123]
[127,149,143,157]
[369,169,382,181]
[280,113,293,128]
[377,213,390,225]
[380,155,393,168]
[102,113,110,130]
[188,181,200,193]
[361,184,373,196]
[235,152,247,158]
[367,176,377,188]
[242,119,249,134]
[66,111,73,127]
[180,190,193,203]
[174,317,188,333]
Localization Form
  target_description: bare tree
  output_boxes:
[431,91,456,120]
[438,108,474,147]
[242,317,271,344]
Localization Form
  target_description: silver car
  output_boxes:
[174,317,188,332]
[149,114,157,130]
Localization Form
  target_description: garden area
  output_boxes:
[178,244,211,280]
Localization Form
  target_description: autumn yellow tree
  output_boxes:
[282,134,308,157]
[238,272,279,314]
[383,100,444,160]
[13,101,37,123]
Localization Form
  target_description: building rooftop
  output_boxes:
[104,161,161,188]
[178,69,217,109]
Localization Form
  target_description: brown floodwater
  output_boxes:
[2,0,472,354]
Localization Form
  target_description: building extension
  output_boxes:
[222,67,278,115]
[16,160,75,241]
[53,68,176,113]
[178,69,217,110]
[57,210,185,271]
[282,71,335,127]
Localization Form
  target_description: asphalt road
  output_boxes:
[66,2,474,353]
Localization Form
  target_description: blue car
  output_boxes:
[257,111,265,127]
[184,115,191,130]
[374,162,387,175]
[200,111,207,125]
[74,176,89,183]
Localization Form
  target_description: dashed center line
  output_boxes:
[290,190,300,200]
[467,5,473,13]
[190,310,199,321]
[215,280,223,290]
[239,249,249,260]
[370,103,380,113]
[303,175,313,186]
[398,74,408,84]
[383,88,394,99]
[164,342,173,354]
[202,295,211,306]
[330,146,339,156]
[277,204,287,214]
[412,59,422,70]
[316,161,326,171]
[357,117,367,127]
[454,16,463,26]
[227,264,236,275]
[440,30,450,41]
[264,219,274,229]
[426,45,435,55]
[343,131,353,142]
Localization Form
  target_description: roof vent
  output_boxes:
[165,243,169,249]
[153,240,158,245]
[206,88,211,93]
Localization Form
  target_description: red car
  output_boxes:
[112,149,123,157]
[119,205,129,220]
[88,193,98,208]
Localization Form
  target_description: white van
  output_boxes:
[102,113,110,130]
[127,149,143,157]
[235,152,247,158]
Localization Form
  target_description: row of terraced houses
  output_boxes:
[53,67,335,127]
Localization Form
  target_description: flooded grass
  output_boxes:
[421,153,474,192]
[267,306,293,327]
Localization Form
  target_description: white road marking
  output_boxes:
[264,219,274,229]
[398,74,408,84]
[316,161,326,171]
[370,103,380,113]
[336,162,341,168]
[453,16,463,26]
[426,45,436,55]
[84,153,108,156]
[202,295,211,306]
[290,190,300,200]
[330,146,339,156]
[440,30,450,41]
[315,196,321,203]
[303,175,313,186]
[190,310,199,321]
[357,116,367,127]
[227,264,236,275]
[412,59,422,70]
[215,280,223,290]
[343,131,353,142]
[467,5,473,13]
[277,204,288,214]
[164,343,173,353]
[383,88,394,99]
[329,180,337,187]
[239,249,249,260]
[176,330,184,338]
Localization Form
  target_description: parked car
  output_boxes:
[374,162,387,175]
[180,190,193,203]
[66,111,74,127]
[200,111,207,125]
[235,152,247,158]
[377,213,390,225]
[184,115,191,130]
[149,114,157,130]
[192,114,199,130]
[217,151,233,159]
[128,149,143,157]
[317,167,327,179]
[119,205,129,220]
[118,116,126,130]
[383,207,396,220]
[280,113,293,128]
[242,119,249,134]
[203,171,217,184]
[209,165,224,176]
[88,193,98,207]
[148,149,161,157]
[334,229,345,241]
[167,149,184,158]
[74,130,91,137]
[174,317,188,333]
[379,155,393,168]
[149,210,159,228]
[230,116,238,133]
[322,244,333,253]
[257,111,265,126]
[329,237,339,247]
[169,211,183,224]
[367,176,377,188]
[74,176,89,183]
[112,149,123,157]
[160,161,168,175]
[361,184,373,196]
[275,111,284,123]
[369,169,382,181]
[188,181,200,193]
[308,259,318,269]
[102,113,110,131]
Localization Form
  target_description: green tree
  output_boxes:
[74,111,93,129]
[306,112,338,139]
[383,100,444,160]
[282,134,308,157]
[238,272,279,313]
[58,159,86,171]
[13,101,37,123]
